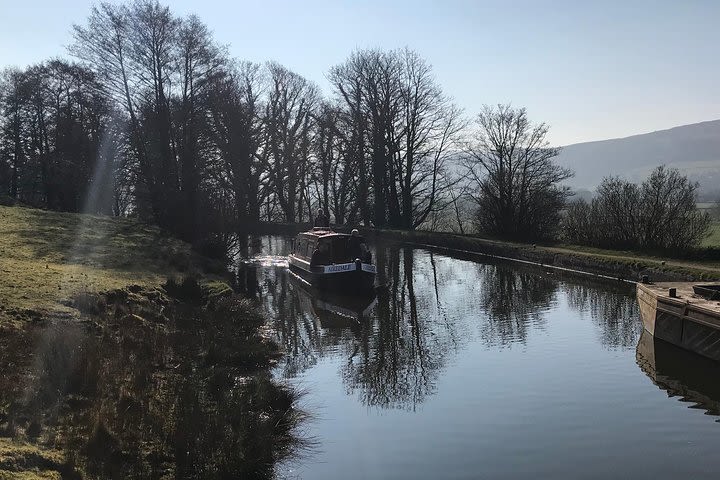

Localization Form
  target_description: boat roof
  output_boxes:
[297,228,362,239]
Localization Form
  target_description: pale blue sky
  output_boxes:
[1,0,718,145]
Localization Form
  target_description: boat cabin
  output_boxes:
[291,228,371,266]
[288,228,376,291]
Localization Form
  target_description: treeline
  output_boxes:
[1,0,575,245]
[0,1,710,252]
[0,61,114,213]
[0,1,469,243]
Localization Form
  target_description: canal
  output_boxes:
[238,235,720,479]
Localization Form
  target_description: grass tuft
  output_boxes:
[0,437,72,479]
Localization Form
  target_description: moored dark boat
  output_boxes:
[288,228,376,292]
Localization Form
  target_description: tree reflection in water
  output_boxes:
[563,280,639,349]
[472,262,556,347]
[257,239,640,413]
[263,265,370,379]
[0,295,307,479]
[340,248,456,410]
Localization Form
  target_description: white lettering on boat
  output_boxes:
[323,263,356,273]
[318,263,377,274]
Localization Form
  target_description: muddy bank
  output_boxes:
[0,280,307,479]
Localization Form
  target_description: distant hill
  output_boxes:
[556,120,720,199]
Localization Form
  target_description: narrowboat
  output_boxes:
[288,228,376,291]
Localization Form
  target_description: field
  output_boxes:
[703,222,720,248]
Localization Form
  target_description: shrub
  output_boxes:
[163,276,204,303]
[73,292,107,315]
[561,166,711,252]
[194,233,230,263]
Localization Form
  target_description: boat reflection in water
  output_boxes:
[287,269,377,329]
[636,329,720,419]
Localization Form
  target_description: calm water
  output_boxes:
[238,235,720,480]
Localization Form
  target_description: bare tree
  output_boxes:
[72,1,164,223]
[364,50,401,227]
[173,14,226,238]
[71,2,153,212]
[0,69,26,200]
[71,3,136,117]
[304,101,361,225]
[639,166,710,249]
[72,1,234,236]
[395,48,464,229]
[0,62,114,212]
[311,102,337,220]
[263,63,318,223]
[128,0,179,227]
[329,48,463,229]
[205,62,265,229]
[327,53,371,224]
[464,104,572,240]
[448,182,472,234]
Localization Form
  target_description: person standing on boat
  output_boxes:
[314,208,329,228]
[311,241,330,265]
[348,229,369,262]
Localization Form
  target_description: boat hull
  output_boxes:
[637,282,720,362]
[288,255,375,292]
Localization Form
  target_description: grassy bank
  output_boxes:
[362,228,720,282]
[0,205,227,327]
[0,205,305,479]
